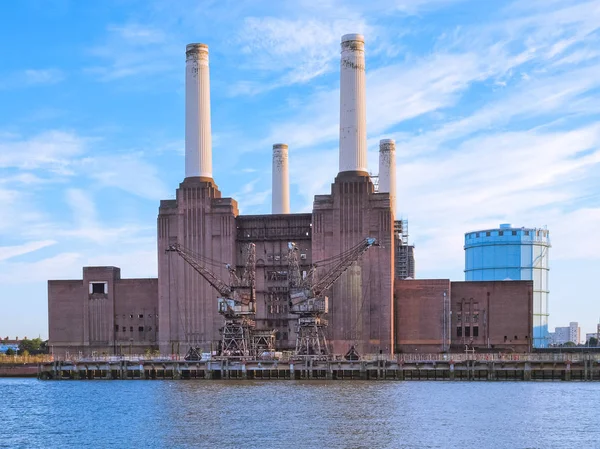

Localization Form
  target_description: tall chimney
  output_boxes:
[272,143,290,214]
[185,43,212,179]
[379,139,396,215]
[339,34,367,174]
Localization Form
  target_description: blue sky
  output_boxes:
[1,0,600,340]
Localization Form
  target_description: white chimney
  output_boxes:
[339,34,367,174]
[185,43,212,179]
[379,139,396,215]
[272,144,290,214]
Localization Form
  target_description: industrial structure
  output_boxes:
[47,35,536,360]
[464,224,550,348]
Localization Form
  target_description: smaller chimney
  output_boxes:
[272,144,290,214]
[379,139,396,215]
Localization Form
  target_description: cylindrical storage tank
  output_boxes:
[464,224,551,348]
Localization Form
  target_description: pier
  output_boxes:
[38,353,600,381]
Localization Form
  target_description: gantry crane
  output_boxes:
[166,242,258,359]
[287,238,378,358]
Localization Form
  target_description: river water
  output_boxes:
[0,378,598,448]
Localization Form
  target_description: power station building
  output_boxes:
[464,224,551,348]
[47,36,535,358]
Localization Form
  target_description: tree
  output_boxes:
[563,341,577,347]
[18,337,45,355]
[5,348,15,356]
[588,337,598,347]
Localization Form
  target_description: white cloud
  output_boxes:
[0,240,56,262]
[0,131,86,171]
[23,69,65,85]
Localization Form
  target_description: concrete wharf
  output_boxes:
[39,353,600,381]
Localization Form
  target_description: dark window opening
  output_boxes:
[122,326,126,332]
[475,233,479,238]
[465,327,471,337]
[148,326,152,332]
[486,232,490,236]
[525,231,530,236]
[130,326,133,332]
[499,231,504,236]
[138,314,144,319]
[512,231,517,235]
[504,335,507,342]
[138,326,144,332]
[514,335,518,340]
[473,327,479,337]
[457,327,462,337]
[115,325,119,332]
[91,282,105,294]
[129,314,133,319]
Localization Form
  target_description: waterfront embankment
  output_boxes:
[39,352,600,381]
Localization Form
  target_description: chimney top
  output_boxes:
[342,34,364,43]
[273,143,289,150]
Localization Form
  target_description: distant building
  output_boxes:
[464,224,550,348]
[48,267,158,357]
[549,322,580,345]
[585,333,599,344]
[0,339,20,354]
[394,279,533,353]
[394,220,415,280]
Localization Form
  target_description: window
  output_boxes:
[475,233,479,238]
[456,313,462,323]
[504,335,507,342]
[512,231,517,236]
[514,335,518,340]
[122,326,126,332]
[457,327,462,337]
[90,282,107,294]
[473,327,479,337]
[129,314,133,319]
[465,327,471,337]
[115,325,119,332]
[138,314,144,319]
[148,327,152,332]
[486,232,491,237]
[130,326,133,332]
[138,326,144,332]
[525,231,530,236]
[499,231,503,236]
[300,253,307,260]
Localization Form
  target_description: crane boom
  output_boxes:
[312,237,377,296]
[287,237,378,358]
[166,243,232,296]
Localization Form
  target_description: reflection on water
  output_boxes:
[1,379,599,448]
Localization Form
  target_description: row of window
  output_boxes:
[467,230,548,239]
[115,325,154,332]
[267,254,307,262]
[457,326,479,337]
[115,314,154,320]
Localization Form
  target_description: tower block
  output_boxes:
[157,43,238,355]
[312,34,394,356]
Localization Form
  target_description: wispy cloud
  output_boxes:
[0,69,65,89]
[0,240,56,262]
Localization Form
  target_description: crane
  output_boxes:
[287,237,378,358]
[166,242,257,359]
